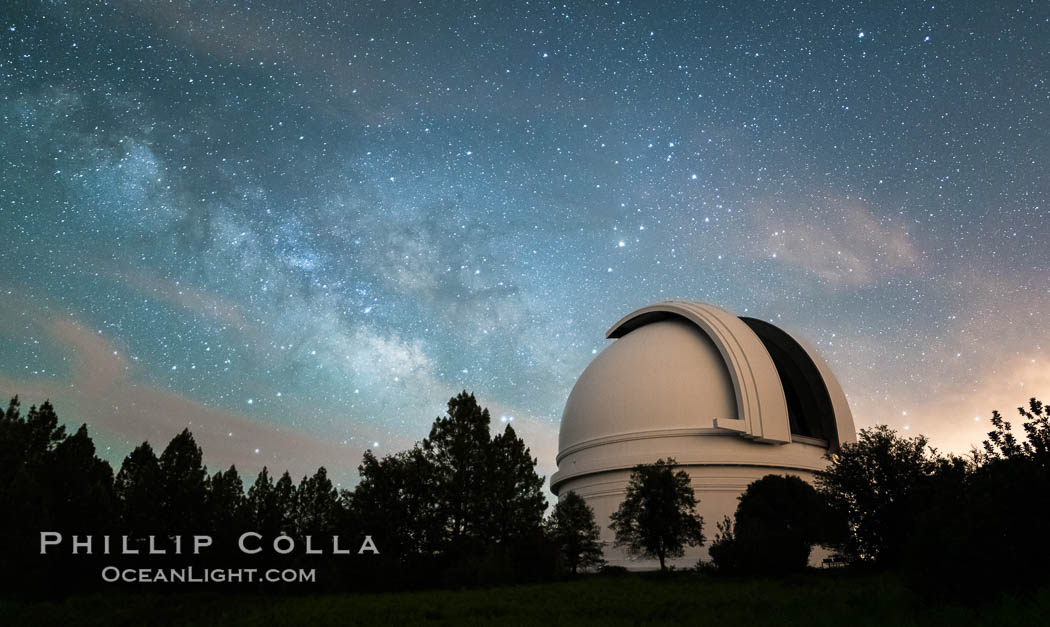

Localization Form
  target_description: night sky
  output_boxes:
[1,1,1047,488]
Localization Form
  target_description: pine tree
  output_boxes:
[0,399,118,591]
[294,467,342,537]
[349,392,548,560]
[422,391,495,551]
[158,428,208,534]
[45,424,115,535]
[488,424,546,542]
[273,470,298,534]
[349,448,439,559]
[247,467,281,536]
[115,442,164,537]
[206,465,247,545]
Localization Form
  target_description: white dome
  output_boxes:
[551,300,856,570]
[559,318,736,454]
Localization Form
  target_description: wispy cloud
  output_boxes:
[115,268,249,329]
[755,202,921,287]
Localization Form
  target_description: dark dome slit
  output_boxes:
[740,317,837,443]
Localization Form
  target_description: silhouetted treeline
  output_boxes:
[708,398,1050,601]
[0,391,558,596]
[348,392,553,585]
[897,400,1050,600]
[1,399,116,594]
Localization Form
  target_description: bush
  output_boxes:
[816,425,936,567]
[710,475,832,575]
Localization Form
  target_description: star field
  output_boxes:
[1,1,1047,485]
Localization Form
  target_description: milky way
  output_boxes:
[1,1,1047,487]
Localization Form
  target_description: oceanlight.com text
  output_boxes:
[100,566,316,584]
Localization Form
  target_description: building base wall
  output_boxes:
[555,461,829,571]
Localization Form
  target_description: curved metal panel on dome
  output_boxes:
[607,301,792,444]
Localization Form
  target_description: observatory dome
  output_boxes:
[551,301,856,570]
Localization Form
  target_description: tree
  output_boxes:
[44,424,116,536]
[899,454,979,598]
[710,475,832,574]
[546,491,605,574]
[115,442,164,537]
[421,391,494,551]
[247,467,279,536]
[609,458,705,570]
[205,465,247,547]
[936,454,1048,594]
[344,391,548,582]
[348,448,439,559]
[0,398,118,592]
[815,425,936,566]
[273,470,298,532]
[158,428,209,534]
[982,398,1050,463]
[904,398,1050,599]
[294,466,342,537]
[420,391,547,552]
[707,516,738,572]
[20,401,67,464]
[0,399,66,490]
[486,424,546,542]
[247,467,300,537]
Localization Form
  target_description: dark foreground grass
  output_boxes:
[3,572,1048,627]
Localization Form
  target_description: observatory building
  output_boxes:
[550,301,856,569]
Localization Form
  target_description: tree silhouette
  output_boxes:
[905,398,1050,599]
[0,393,552,592]
[609,458,704,571]
[422,391,493,551]
[115,442,164,538]
[1,399,66,487]
[485,424,546,543]
[158,428,209,534]
[247,466,278,536]
[45,424,116,536]
[420,391,547,553]
[982,398,1050,462]
[348,448,439,559]
[707,515,738,572]
[274,471,298,531]
[710,475,832,574]
[546,491,605,574]
[206,465,248,548]
[815,425,936,566]
[294,466,341,537]
[246,467,302,539]
[0,398,116,592]
[22,400,67,462]
[346,391,548,576]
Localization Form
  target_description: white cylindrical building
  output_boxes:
[550,301,856,569]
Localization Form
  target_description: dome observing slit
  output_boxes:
[739,317,837,443]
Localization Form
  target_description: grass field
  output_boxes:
[3,572,1048,627]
